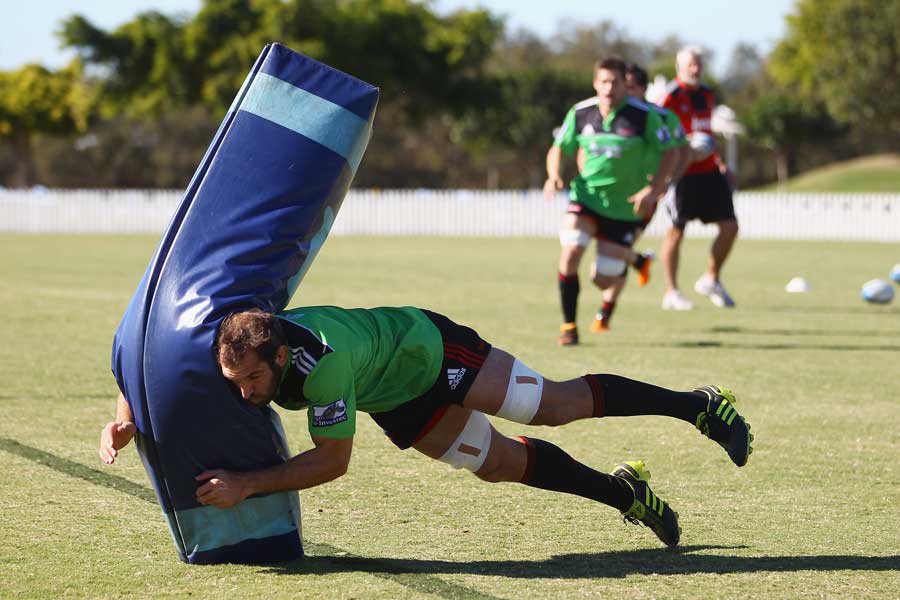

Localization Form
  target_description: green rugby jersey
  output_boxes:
[271,306,443,439]
[644,103,687,179]
[555,96,669,221]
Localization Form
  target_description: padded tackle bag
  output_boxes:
[110,43,378,564]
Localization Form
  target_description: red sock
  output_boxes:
[583,374,605,417]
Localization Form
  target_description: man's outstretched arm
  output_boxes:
[543,145,565,199]
[195,435,353,508]
[99,392,136,464]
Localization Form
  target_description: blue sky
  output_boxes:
[1,0,795,73]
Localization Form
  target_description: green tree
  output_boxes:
[0,63,94,187]
[770,0,900,134]
[60,0,501,118]
[58,11,194,117]
[452,67,587,187]
[53,0,504,189]
[741,91,844,183]
[319,0,500,118]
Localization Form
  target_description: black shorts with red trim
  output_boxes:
[368,309,492,450]
[667,169,736,228]
[566,202,648,247]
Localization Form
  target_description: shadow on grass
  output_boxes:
[5,436,897,597]
[0,437,498,600]
[708,326,900,338]
[669,340,900,352]
[762,305,900,316]
[0,435,156,503]
[270,543,900,579]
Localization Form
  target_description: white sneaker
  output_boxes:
[662,289,694,311]
[694,275,736,308]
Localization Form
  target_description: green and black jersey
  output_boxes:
[270,306,443,440]
[644,103,687,179]
[554,96,670,221]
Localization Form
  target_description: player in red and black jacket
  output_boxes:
[659,46,739,311]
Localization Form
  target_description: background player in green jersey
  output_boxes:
[572,63,692,332]
[624,63,691,186]
[103,305,754,548]
[543,58,679,345]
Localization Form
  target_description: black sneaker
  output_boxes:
[694,385,754,467]
[612,460,681,547]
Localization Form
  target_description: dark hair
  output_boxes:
[594,57,627,79]
[215,308,286,369]
[626,63,649,88]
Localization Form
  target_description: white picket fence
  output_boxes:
[1,189,898,241]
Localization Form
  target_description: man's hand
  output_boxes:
[195,469,251,509]
[543,176,564,199]
[722,166,737,190]
[98,420,136,464]
[629,185,659,219]
[194,436,352,509]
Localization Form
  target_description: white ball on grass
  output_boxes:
[890,263,900,284]
[861,279,894,304]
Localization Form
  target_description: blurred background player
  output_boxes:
[624,63,691,192]
[573,62,690,333]
[544,58,678,345]
[660,46,740,310]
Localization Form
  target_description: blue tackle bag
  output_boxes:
[110,43,378,564]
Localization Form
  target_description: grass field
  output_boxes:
[1,234,899,599]
[755,153,900,192]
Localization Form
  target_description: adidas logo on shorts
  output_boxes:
[447,367,467,390]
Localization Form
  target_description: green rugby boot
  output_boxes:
[694,385,754,467]
[612,460,681,547]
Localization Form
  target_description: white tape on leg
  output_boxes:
[496,359,543,424]
[559,228,591,247]
[438,411,492,472]
[594,254,627,276]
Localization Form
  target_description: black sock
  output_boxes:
[558,273,579,324]
[599,300,615,323]
[583,374,706,424]
[518,437,634,512]
[633,253,647,271]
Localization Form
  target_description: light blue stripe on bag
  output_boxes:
[171,491,300,553]
[240,72,371,174]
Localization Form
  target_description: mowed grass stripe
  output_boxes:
[2,234,899,599]
[0,436,501,600]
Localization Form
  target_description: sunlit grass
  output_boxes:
[1,234,898,599]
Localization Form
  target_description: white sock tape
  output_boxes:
[559,228,591,247]
[594,254,627,276]
[438,411,493,472]
[496,359,543,424]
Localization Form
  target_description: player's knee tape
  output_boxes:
[438,411,492,472]
[594,254,627,277]
[559,229,591,248]
[496,359,544,424]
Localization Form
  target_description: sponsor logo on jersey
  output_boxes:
[447,367,467,390]
[656,128,671,143]
[312,398,348,427]
[581,124,596,136]
[602,146,623,158]
[691,117,712,131]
